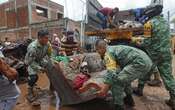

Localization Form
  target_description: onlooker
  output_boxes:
[4,37,11,46]
[0,52,20,110]
[52,34,61,56]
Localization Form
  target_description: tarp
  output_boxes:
[45,53,105,105]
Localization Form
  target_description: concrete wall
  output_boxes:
[0,2,8,28]
[17,6,29,27]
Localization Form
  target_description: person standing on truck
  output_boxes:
[4,37,11,46]
[96,7,119,29]
[133,0,163,24]
[95,40,153,110]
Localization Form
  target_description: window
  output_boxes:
[36,6,48,18]
[57,13,63,19]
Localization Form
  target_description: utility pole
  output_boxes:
[14,0,19,40]
[80,0,86,47]
[168,11,170,25]
[28,0,32,39]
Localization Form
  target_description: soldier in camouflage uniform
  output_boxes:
[134,15,175,110]
[95,40,153,110]
[25,29,53,102]
[145,0,163,87]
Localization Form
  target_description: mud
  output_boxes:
[14,56,175,110]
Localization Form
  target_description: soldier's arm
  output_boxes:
[25,47,42,71]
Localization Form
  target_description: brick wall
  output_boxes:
[50,10,57,20]
[0,32,17,42]
[0,2,8,28]
[49,1,64,13]
[0,0,64,27]
[31,0,64,24]
[33,0,49,7]
[31,27,63,39]
[17,29,29,40]
[0,26,63,42]
[0,0,64,42]
[16,0,28,7]
[0,1,29,28]
[31,5,48,23]
[17,6,29,27]
[6,9,17,28]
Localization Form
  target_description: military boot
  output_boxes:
[147,79,162,87]
[124,95,135,107]
[166,94,175,110]
[114,104,124,110]
[133,86,143,96]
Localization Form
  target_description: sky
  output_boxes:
[0,0,175,21]
[52,0,175,21]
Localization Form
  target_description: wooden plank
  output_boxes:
[85,26,151,40]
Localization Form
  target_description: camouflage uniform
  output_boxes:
[25,40,53,97]
[103,45,152,106]
[138,16,175,99]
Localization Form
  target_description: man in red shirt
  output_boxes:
[96,7,119,29]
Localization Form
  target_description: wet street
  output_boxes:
[14,56,175,110]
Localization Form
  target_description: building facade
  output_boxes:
[0,0,64,41]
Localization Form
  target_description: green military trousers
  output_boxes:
[139,50,175,97]
[110,52,152,106]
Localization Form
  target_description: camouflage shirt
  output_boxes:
[141,16,172,61]
[25,40,53,75]
[103,45,152,85]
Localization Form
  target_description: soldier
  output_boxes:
[25,29,53,102]
[95,40,153,110]
[132,0,164,86]
[133,15,175,110]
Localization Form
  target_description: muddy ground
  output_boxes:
[14,56,175,110]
